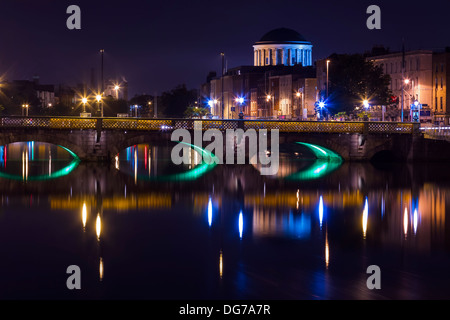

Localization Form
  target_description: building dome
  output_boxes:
[256,28,310,44]
[253,27,313,67]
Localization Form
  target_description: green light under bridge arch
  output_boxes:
[295,142,342,162]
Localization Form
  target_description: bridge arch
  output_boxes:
[107,132,175,157]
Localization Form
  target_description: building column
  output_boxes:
[254,50,257,66]
[275,49,279,65]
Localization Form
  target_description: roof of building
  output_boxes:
[254,28,311,45]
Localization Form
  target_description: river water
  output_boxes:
[0,141,449,299]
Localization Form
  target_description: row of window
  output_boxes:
[380,58,421,74]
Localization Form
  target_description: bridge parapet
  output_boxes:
[0,116,415,134]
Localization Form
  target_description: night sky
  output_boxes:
[1,0,449,97]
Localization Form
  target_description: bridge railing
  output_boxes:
[421,126,450,141]
[0,116,415,134]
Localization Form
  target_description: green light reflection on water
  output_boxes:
[284,142,343,181]
[0,144,80,181]
[134,142,218,182]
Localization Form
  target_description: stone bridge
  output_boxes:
[0,116,449,162]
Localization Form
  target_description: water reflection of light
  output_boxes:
[82,202,87,230]
[96,213,102,240]
[239,210,243,239]
[413,208,418,235]
[319,195,324,229]
[115,155,119,170]
[22,148,28,181]
[381,194,385,219]
[313,163,327,174]
[134,147,138,184]
[362,197,368,239]
[219,250,223,279]
[48,149,52,176]
[99,257,104,281]
[403,208,408,238]
[208,197,213,227]
[325,231,329,269]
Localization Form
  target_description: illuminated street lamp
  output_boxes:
[316,101,325,120]
[114,85,120,99]
[363,100,369,109]
[266,94,274,118]
[81,97,88,113]
[22,104,29,116]
[96,94,103,117]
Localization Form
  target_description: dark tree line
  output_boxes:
[325,53,392,115]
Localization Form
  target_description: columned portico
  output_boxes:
[253,28,313,67]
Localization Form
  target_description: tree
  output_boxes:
[160,84,197,118]
[184,106,209,118]
[129,94,154,117]
[326,53,392,115]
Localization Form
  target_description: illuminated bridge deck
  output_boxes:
[0,116,416,134]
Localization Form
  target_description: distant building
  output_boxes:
[253,28,313,67]
[367,50,433,122]
[432,49,450,125]
[203,28,317,119]
[104,79,128,100]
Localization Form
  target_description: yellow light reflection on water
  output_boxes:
[96,213,101,240]
[82,202,87,230]
[99,257,104,281]
[219,250,223,279]
[22,149,29,181]
[115,155,119,170]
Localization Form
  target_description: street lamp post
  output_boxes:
[220,52,225,119]
[96,94,103,117]
[114,85,120,100]
[326,60,330,100]
[22,104,29,116]
[266,95,274,119]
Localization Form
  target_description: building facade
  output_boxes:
[367,50,434,122]
[432,49,450,125]
[204,28,317,120]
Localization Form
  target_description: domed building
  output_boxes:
[253,28,313,67]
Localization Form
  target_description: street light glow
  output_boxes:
[363,100,369,108]
[81,97,88,104]
[318,101,325,108]
[96,94,102,102]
